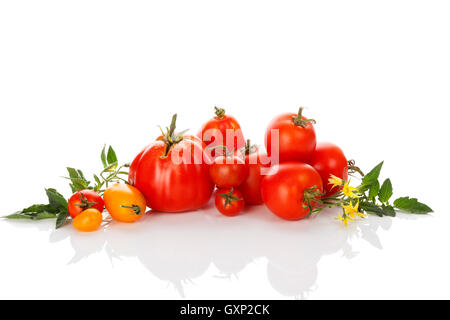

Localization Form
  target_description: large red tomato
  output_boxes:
[265,107,316,163]
[129,114,214,212]
[197,106,245,158]
[261,162,323,221]
[238,141,271,205]
[308,142,348,197]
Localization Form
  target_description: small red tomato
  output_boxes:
[308,142,348,197]
[265,107,316,162]
[209,151,248,188]
[238,140,271,205]
[198,106,246,158]
[261,162,323,221]
[215,187,245,216]
[67,190,104,219]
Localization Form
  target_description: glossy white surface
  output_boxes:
[1,205,449,299]
[1,0,449,299]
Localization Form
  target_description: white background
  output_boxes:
[0,0,449,299]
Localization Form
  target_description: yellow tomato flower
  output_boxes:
[328,174,343,190]
[342,200,367,219]
[336,213,352,227]
[342,181,359,198]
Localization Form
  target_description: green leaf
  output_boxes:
[22,204,58,214]
[360,202,384,217]
[107,146,118,166]
[381,204,396,217]
[368,180,380,201]
[101,145,107,168]
[46,188,68,211]
[359,161,384,192]
[3,211,58,220]
[378,179,393,203]
[394,197,433,214]
[66,167,89,192]
[55,210,69,229]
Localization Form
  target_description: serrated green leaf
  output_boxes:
[368,180,380,201]
[107,146,118,166]
[378,179,393,203]
[394,197,432,214]
[55,210,69,229]
[46,188,68,211]
[101,145,107,168]
[360,161,384,191]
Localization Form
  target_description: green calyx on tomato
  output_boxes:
[218,187,243,207]
[157,114,189,158]
[302,185,325,216]
[240,139,258,157]
[73,192,99,210]
[291,107,316,127]
[120,204,143,216]
[214,106,226,119]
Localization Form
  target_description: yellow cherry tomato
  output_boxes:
[103,183,147,223]
[72,208,103,232]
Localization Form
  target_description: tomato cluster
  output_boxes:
[69,106,349,231]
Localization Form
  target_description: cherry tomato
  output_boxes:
[103,183,147,223]
[238,141,271,205]
[209,153,248,188]
[265,107,316,162]
[198,106,245,158]
[308,142,348,197]
[67,190,104,218]
[129,114,214,213]
[72,208,103,232]
[215,187,245,217]
[261,162,323,221]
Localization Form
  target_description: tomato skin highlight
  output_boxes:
[198,108,245,158]
[209,155,248,188]
[308,142,348,197]
[215,188,245,217]
[128,139,214,213]
[265,111,316,163]
[67,190,104,219]
[103,183,147,223]
[239,150,270,205]
[261,162,323,221]
[72,208,103,232]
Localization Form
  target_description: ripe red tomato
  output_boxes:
[215,187,245,217]
[129,114,214,212]
[261,162,323,221]
[265,107,316,163]
[198,107,245,158]
[67,189,104,218]
[308,142,348,197]
[238,142,271,205]
[209,153,248,188]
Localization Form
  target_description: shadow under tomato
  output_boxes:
[47,203,394,299]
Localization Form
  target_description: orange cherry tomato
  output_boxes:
[72,208,103,232]
[103,183,147,223]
